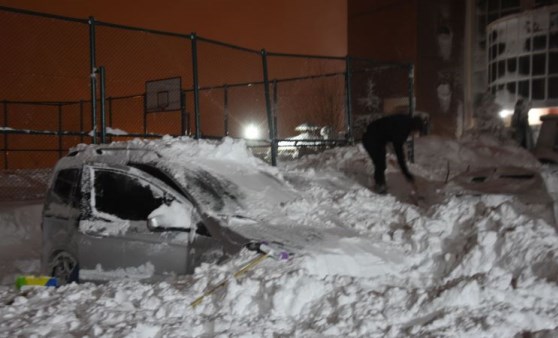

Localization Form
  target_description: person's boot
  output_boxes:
[374,183,387,194]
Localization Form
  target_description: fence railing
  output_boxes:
[0,5,414,177]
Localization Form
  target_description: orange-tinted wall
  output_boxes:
[0,0,347,56]
[348,0,417,63]
[0,0,348,168]
[347,0,418,139]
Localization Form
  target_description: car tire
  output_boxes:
[49,251,79,285]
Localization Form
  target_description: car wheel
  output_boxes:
[49,251,79,285]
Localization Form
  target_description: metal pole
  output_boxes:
[99,66,107,143]
[89,16,98,144]
[108,97,113,142]
[180,90,187,135]
[143,94,148,136]
[408,64,415,163]
[58,103,63,159]
[79,100,84,143]
[224,85,229,136]
[3,101,8,169]
[190,33,201,139]
[272,79,278,140]
[261,49,277,166]
[345,56,354,144]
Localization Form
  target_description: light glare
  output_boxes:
[499,109,512,118]
[528,108,546,126]
[244,124,260,140]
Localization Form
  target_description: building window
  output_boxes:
[550,52,558,74]
[477,0,521,50]
[487,5,558,104]
[507,81,517,94]
[532,78,546,99]
[519,56,531,75]
[519,80,530,97]
[507,58,517,73]
[533,54,547,75]
[549,77,558,98]
[533,35,547,49]
[498,60,506,78]
[550,32,558,48]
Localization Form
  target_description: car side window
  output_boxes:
[93,170,164,221]
[52,168,81,207]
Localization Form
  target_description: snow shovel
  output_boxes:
[190,241,291,308]
[190,252,269,308]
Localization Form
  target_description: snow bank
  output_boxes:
[413,134,541,181]
[0,202,42,285]
[0,136,557,337]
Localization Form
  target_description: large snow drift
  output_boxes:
[0,135,557,337]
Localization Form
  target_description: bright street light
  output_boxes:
[243,123,260,140]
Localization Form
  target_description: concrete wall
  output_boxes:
[416,0,466,137]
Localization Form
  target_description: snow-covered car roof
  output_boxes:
[57,137,299,243]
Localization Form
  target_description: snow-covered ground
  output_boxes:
[0,135,557,337]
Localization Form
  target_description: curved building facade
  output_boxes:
[487,5,558,110]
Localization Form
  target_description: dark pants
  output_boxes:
[363,137,386,186]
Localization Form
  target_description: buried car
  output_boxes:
[41,139,297,284]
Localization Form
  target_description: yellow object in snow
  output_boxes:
[16,275,58,289]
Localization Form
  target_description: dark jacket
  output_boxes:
[362,114,416,181]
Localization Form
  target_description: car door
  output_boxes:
[41,167,82,275]
[77,164,196,281]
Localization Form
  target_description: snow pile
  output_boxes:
[413,134,541,181]
[0,136,557,337]
[0,202,43,285]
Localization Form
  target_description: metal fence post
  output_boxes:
[99,66,107,143]
[108,97,113,142]
[180,90,187,136]
[190,33,201,139]
[143,94,148,136]
[345,56,354,144]
[79,100,84,143]
[3,100,8,169]
[272,79,278,142]
[58,103,63,158]
[89,16,98,144]
[224,84,229,136]
[408,64,415,163]
[261,49,277,166]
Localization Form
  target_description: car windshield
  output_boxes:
[145,162,243,215]
[139,158,297,224]
[181,166,244,214]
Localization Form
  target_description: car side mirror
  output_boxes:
[147,200,195,232]
[147,215,164,230]
[147,214,190,232]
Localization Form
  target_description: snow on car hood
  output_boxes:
[71,136,301,242]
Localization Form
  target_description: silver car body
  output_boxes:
[42,146,241,283]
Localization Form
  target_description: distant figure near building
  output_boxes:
[511,98,533,149]
[362,114,426,194]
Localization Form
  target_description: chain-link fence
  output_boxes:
[0,6,413,200]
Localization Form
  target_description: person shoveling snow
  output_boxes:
[362,114,428,194]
